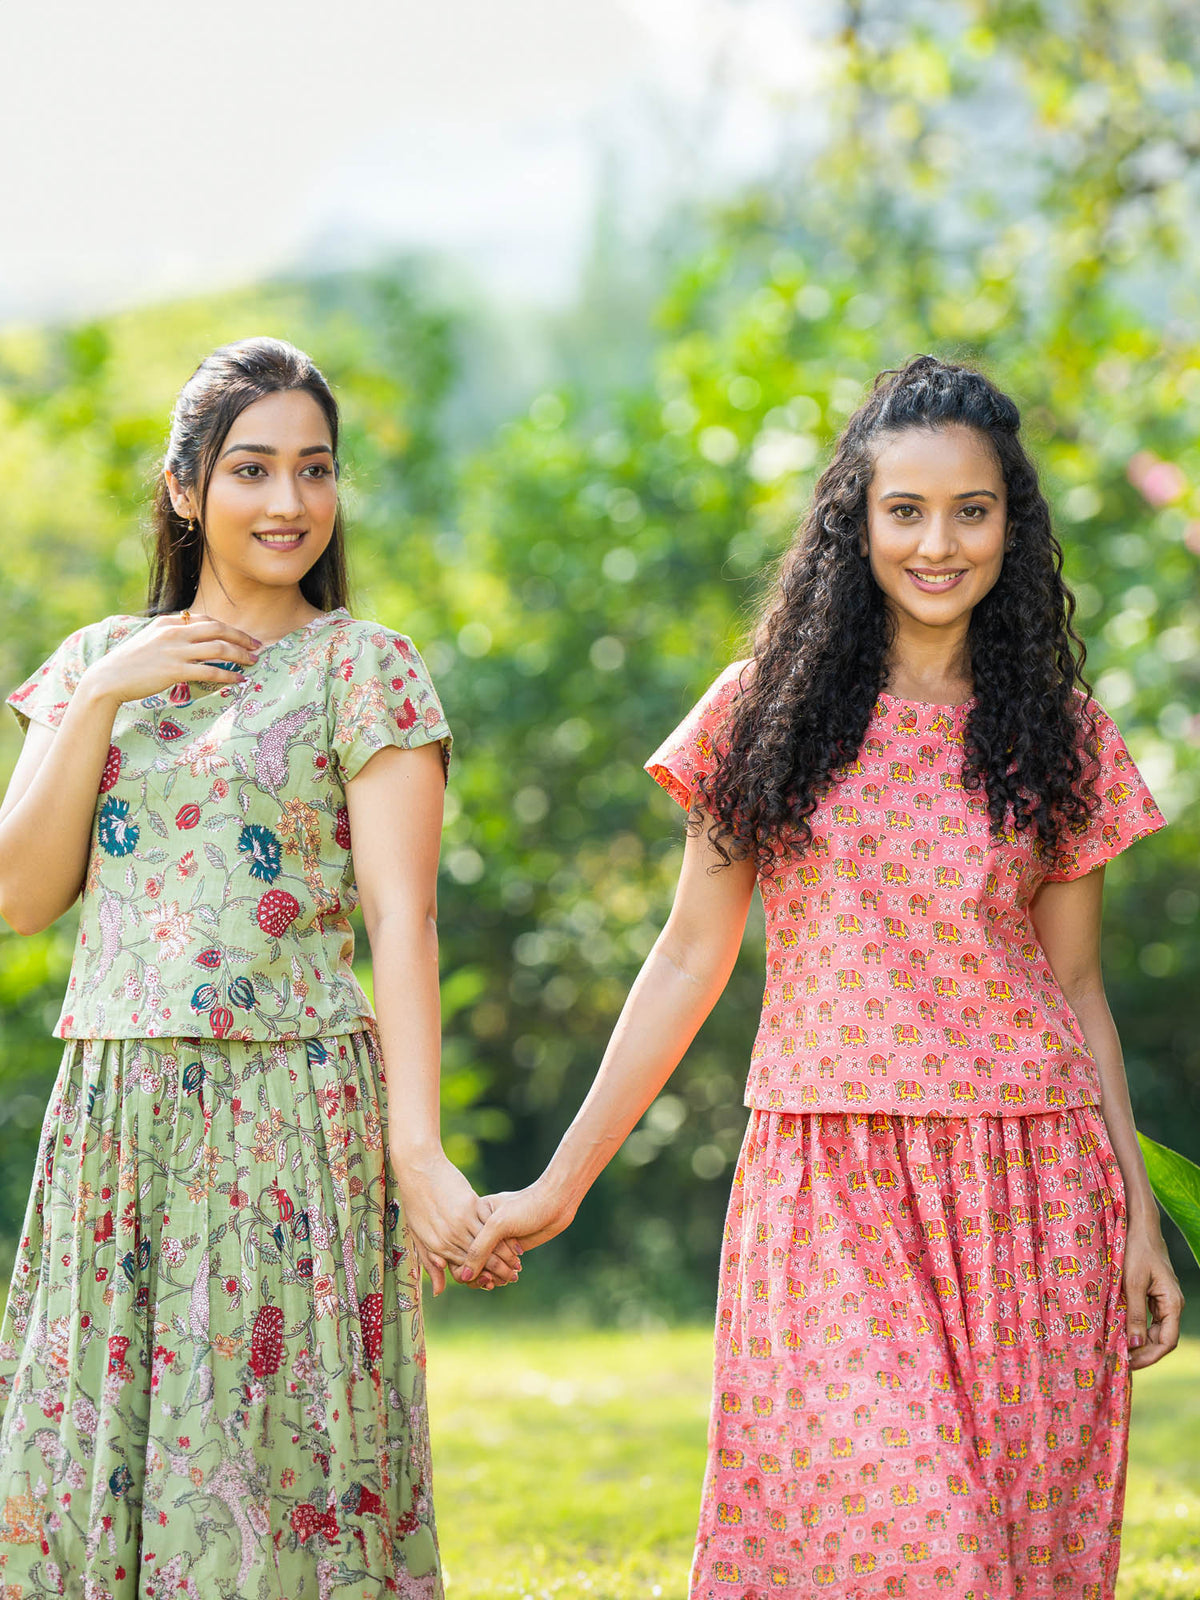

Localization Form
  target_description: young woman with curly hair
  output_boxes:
[464,355,1182,1598]
[0,337,518,1599]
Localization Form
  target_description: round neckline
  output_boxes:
[251,607,350,654]
[877,689,976,711]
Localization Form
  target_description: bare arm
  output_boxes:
[0,691,121,933]
[0,615,259,934]
[346,740,518,1295]
[1029,867,1183,1368]
[459,812,757,1280]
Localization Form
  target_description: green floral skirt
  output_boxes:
[0,1030,442,1599]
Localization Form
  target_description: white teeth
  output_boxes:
[255,533,304,544]
[911,572,960,584]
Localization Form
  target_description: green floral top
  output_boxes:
[5,608,452,1042]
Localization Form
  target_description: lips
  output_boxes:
[907,569,965,593]
[253,530,307,551]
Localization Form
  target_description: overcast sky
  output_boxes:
[1,0,827,324]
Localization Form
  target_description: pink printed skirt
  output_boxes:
[692,1108,1128,1600]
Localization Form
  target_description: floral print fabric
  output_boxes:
[693,1107,1128,1600]
[5,611,451,1041]
[0,1030,441,1599]
[645,665,1165,1116]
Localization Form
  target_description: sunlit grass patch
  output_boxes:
[1122,1337,1200,1598]
[427,1319,1200,1599]
[427,1323,711,1598]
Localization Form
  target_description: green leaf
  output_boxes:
[1138,1133,1200,1269]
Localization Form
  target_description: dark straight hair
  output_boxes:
[148,337,350,614]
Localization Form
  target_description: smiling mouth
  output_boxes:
[253,530,307,549]
[907,569,966,589]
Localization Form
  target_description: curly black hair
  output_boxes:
[699,355,1099,873]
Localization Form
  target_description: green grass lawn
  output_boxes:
[426,1318,1200,1600]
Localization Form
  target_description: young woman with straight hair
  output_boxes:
[0,337,516,1599]
[463,355,1183,1599]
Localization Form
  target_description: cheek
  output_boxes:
[864,514,910,567]
[305,480,339,530]
[201,479,258,538]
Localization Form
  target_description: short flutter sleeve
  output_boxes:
[6,619,115,733]
[329,626,452,784]
[644,659,752,811]
[1042,699,1166,881]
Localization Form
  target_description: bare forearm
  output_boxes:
[0,680,120,933]
[368,908,444,1164]
[1069,984,1158,1225]
[543,926,740,1210]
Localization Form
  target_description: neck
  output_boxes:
[884,618,973,703]
[188,578,326,647]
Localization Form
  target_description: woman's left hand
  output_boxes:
[1123,1218,1184,1370]
[393,1149,521,1296]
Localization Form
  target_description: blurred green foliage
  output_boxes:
[0,2,1197,1309]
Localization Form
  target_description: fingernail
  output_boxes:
[251,637,263,647]
[1129,1333,1144,1348]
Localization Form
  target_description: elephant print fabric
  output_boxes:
[0,612,451,1597]
[696,1107,1129,1599]
[645,663,1164,1118]
[645,666,1165,1599]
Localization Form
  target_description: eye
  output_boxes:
[302,462,333,478]
[889,503,921,521]
[234,462,266,479]
[959,504,988,521]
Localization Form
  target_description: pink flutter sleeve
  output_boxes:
[644,659,752,812]
[1042,699,1166,881]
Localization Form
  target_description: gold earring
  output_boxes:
[187,517,195,534]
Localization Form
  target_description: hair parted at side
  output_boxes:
[697,353,1099,874]
[148,336,349,614]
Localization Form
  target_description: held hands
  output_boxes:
[81,612,262,707]
[1123,1218,1184,1370]
[392,1148,522,1296]
[454,1178,577,1286]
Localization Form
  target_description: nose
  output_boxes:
[266,475,306,521]
[916,512,958,562]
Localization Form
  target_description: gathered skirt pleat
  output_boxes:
[0,1030,441,1600]
[691,1107,1128,1600]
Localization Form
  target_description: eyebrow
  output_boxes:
[220,442,333,459]
[880,489,999,502]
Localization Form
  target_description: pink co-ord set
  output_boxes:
[645,662,1165,1600]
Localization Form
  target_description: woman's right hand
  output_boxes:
[82,613,262,707]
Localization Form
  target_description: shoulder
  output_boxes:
[653,656,755,748]
[67,614,148,655]
[31,613,150,671]
[320,613,429,668]
[701,656,756,707]
[1067,688,1123,749]
[100,614,155,649]
[319,617,446,725]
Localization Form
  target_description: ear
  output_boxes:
[164,468,198,523]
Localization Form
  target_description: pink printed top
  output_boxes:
[646,662,1166,1116]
